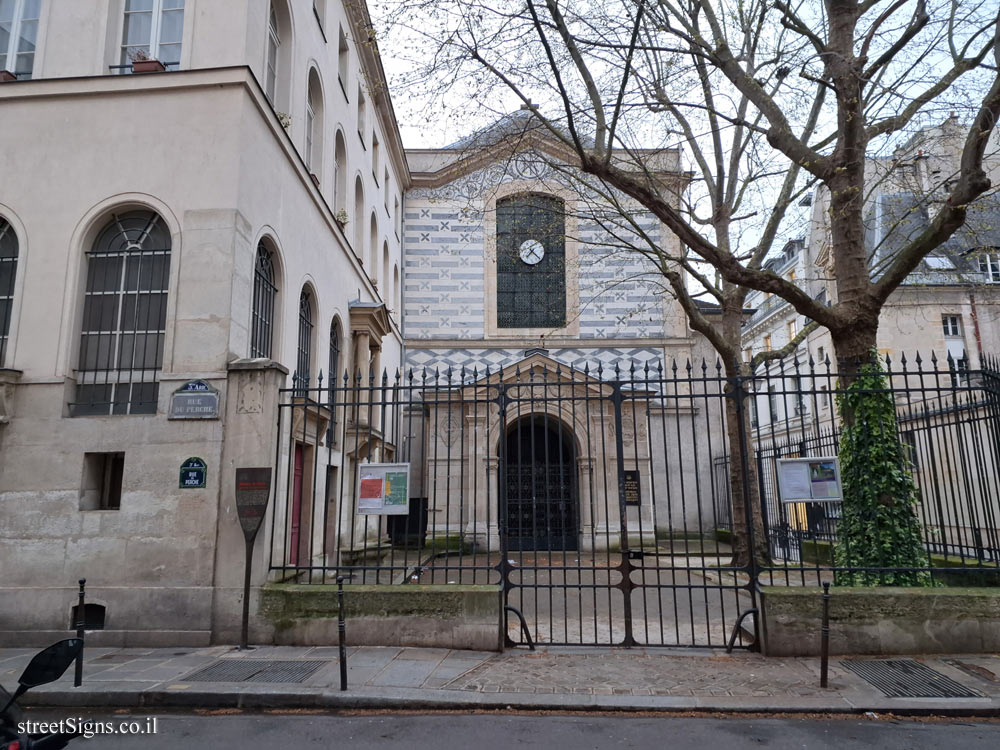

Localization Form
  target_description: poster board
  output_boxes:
[357,463,411,515]
[776,457,842,504]
[235,467,272,542]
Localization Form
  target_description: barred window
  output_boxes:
[0,217,18,366]
[73,210,170,416]
[496,194,566,328]
[250,243,277,358]
[296,289,314,390]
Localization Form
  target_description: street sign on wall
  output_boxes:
[179,457,207,488]
[357,463,410,515]
[168,380,220,420]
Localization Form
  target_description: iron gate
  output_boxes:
[272,357,757,649]
[271,354,1000,648]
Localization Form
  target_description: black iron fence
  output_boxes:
[270,353,1000,647]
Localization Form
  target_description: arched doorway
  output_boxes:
[504,415,578,551]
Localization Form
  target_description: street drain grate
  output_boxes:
[841,659,982,698]
[182,660,327,684]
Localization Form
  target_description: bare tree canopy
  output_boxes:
[378,0,1000,366]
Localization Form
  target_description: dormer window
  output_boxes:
[120,0,185,71]
[978,251,1000,283]
[0,0,40,79]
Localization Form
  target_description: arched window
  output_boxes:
[368,212,378,281]
[1,0,40,79]
[334,130,347,213]
[353,176,364,255]
[296,288,314,389]
[496,194,566,328]
[264,1,291,109]
[265,4,280,103]
[306,69,324,175]
[250,242,277,358]
[381,240,390,294]
[120,0,184,71]
[327,317,342,440]
[74,210,171,416]
[392,263,400,318]
[0,218,18,366]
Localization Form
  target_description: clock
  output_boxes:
[519,239,545,265]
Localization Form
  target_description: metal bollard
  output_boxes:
[74,578,86,687]
[820,581,830,688]
[337,576,347,691]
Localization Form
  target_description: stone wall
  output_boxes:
[761,586,1000,656]
[260,584,502,651]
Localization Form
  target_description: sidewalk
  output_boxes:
[2,644,999,715]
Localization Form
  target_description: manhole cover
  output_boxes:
[841,659,982,698]
[182,660,327,684]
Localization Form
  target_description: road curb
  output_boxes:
[23,688,1000,717]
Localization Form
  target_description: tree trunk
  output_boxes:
[722,378,771,569]
[829,326,931,586]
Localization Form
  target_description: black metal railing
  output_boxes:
[270,353,1000,647]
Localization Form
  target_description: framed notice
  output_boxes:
[623,470,640,506]
[776,457,842,504]
[357,463,411,515]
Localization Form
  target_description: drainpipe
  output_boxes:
[969,291,984,365]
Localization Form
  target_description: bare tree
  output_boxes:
[376,0,1000,567]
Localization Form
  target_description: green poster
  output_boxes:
[384,472,408,507]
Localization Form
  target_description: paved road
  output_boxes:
[18,712,1000,749]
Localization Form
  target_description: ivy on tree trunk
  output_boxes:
[833,362,931,586]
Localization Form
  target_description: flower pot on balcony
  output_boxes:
[132,59,166,73]
[0,71,17,82]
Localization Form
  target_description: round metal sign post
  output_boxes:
[234,467,272,650]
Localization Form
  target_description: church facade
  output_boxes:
[0,1,721,646]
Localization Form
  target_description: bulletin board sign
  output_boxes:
[357,463,411,515]
[776,457,842,504]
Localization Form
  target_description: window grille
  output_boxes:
[296,289,314,392]
[120,0,184,70]
[250,244,277,358]
[0,0,40,79]
[0,218,17,366]
[73,211,170,416]
[496,194,566,328]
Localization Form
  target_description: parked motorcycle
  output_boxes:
[1,639,83,750]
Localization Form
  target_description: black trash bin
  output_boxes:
[386,496,428,548]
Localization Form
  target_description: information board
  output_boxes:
[357,463,410,515]
[776,457,842,504]
[623,470,640,506]
[235,467,272,541]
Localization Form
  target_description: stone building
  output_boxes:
[0,0,407,645]
[0,1,723,647]
[399,113,716,553]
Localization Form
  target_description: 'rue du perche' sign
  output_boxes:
[168,380,220,420]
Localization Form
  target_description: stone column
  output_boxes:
[211,358,288,643]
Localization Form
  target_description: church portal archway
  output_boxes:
[504,414,578,551]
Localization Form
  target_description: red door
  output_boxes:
[290,444,304,566]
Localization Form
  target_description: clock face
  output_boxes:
[519,239,545,265]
